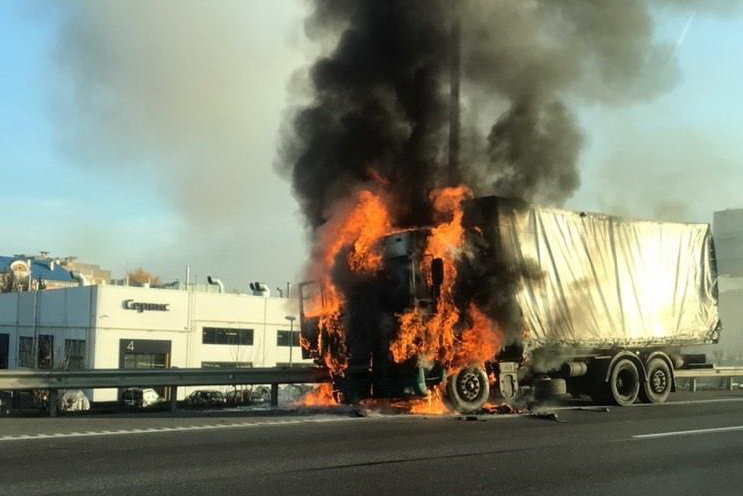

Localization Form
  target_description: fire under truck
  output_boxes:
[299,196,722,412]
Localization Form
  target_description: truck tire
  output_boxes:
[445,366,490,414]
[533,378,567,401]
[608,358,640,406]
[639,358,671,404]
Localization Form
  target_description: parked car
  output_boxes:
[225,389,253,407]
[250,386,271,404]
[0,392,10,416]
[186,390,226,408]
[120,388,164,410]
[56,390,90,413]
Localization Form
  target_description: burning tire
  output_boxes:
[445,366,490,413]
[608,358,640,406]
[639,358,671,404]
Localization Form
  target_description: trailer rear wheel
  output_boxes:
[609,359,640,406]
[445,366,490,413]
[639,358,671,404]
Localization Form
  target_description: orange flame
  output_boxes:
[315,188,392,280]
[389,186,472,366]
[305,187,394,374]
[298,383,337,407]
[305,182,505,413]
[408,385,449,415]
[454,304,503,370]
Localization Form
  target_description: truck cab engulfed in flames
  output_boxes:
[299,229,456,405]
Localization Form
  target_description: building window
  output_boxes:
[202,327,254,346]
[276,330,300,347]
[119,339,171,371]
[64,339,86,370]
[123,353,169,369]
[201,361,253,369]
[38,335,54,369]
[18,337,34,368]
[17,336,55,369]
[0,333,8,369]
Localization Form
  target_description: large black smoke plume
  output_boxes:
[282,1,455,229]
[280,0,739,361]
[281,0,737,225]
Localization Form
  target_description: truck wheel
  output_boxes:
[639,358,671,404]
[533,378,567,401]
[609,358,640,406]
[445,366,490,413]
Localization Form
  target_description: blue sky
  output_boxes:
[1,3,175,270]
[1,2,741,289]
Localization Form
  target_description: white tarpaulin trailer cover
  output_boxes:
[490,200,721,349]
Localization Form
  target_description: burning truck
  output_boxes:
[298,187,721,413]
[281,1,725,414]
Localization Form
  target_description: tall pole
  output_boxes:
[285,315,296,368]
[448,18,461,187]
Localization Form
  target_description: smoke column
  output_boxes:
[281,0,738,225]
[47,1,308,286]
[279,0,740,357]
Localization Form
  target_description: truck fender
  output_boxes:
[601,351,646,384]
[643,351,676,392]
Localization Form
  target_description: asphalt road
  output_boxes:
[1,391,742,496]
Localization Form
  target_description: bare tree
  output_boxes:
[127,268,161,287]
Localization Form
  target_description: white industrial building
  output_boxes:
[0,285,310,401]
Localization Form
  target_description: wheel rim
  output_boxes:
[456,370,482,402]
[651,369,668,394]
[615,367,637,399]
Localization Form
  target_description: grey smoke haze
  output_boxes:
[49,1,309,288]
[44,0,741,286]
[282,0,739,225]
[572,119,743,223]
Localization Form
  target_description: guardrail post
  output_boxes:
[727,377,735,391]
[170,386,178,412]
[270,384,279,407]
[48,389,58,417]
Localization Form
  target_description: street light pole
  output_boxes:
[285,316,297,368]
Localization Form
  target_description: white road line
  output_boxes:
[633,425,743,439]
[543,396,743,412]
[0,416,361,442]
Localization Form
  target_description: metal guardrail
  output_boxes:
[0,367,330,391]
[0,367,331,416]
[674,367,743,392]
[2,365,740,416]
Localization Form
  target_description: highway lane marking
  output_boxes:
[0,412,525,442]
[629,397,743,408]
[544,396,743,412]
[0,416,362,442]
[633,425,743,439]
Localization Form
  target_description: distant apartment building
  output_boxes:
[58,256,111,286]
[0,254,114,292]
[0,255,77,291]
